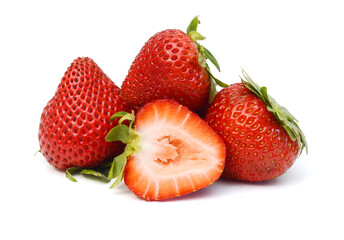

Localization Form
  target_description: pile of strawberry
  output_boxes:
[38,16,307,201]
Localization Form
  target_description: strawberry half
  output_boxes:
[120,16,228,114]
[205,69,308,182]
[105,99,226,201]
[38,57,128,177]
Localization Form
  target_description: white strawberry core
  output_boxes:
[154,137,179,163]
[134,123,214,178]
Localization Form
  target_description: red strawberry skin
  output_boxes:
[38,57,128,170]
[205,83,300,182]
[123,99,225,201]
[120,29,210,114]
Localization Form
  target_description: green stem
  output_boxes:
[186,15,229,103]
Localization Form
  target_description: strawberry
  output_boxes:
[105,99,226,201]
[205,70,308,182]
[38,57,128,173]
[120,16,228,114]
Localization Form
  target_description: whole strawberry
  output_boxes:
[121,16,227,114]
[38,57,127,170]
[205,70,308,182]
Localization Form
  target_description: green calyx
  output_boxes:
[240,69,308,154]
[105,111,139,188]
[66,111,140,187]
[66,165,111,183]
[187,16,229,103]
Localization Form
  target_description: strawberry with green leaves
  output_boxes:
[105,99,226,201]
[205,70,308,182]
[38,57,128,177]
[121,16,228,114]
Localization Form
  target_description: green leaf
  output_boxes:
[66,167,82,182]
[240,68,308,154]
[99,160,113,168]
[279,105,298,122]
[66,166,110,182]
[208,67,228,88]
[282,124,297,142]
[266,105,274,112]
[105,125,131,143]
[187,16,200,35]
[298,126,308,154]
[209,76,217,104]
[107,152,128,188]
[198,49,207,69]
[118,113,135,126]
[241,69,261,97]
[79,169,110,182]
[241,77,254,94]
[107,131,140,186]
[187,16,227,91]
[110,111,129,122]
[189,31,206,41]
[34,150,41,156]
[110,169,125,189]
[108,153,127,180]
[260,86,270,106]
[200,46,221,72]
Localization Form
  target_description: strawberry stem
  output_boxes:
[186,16,229,103]
[186,15,200,34]
[105,111,140,188]
[240,68,308,154]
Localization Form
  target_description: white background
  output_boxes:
[1,0,343,239]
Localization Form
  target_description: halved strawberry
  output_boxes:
[106,99,226,201]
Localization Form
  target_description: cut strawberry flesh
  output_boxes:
[124,100,226,201]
